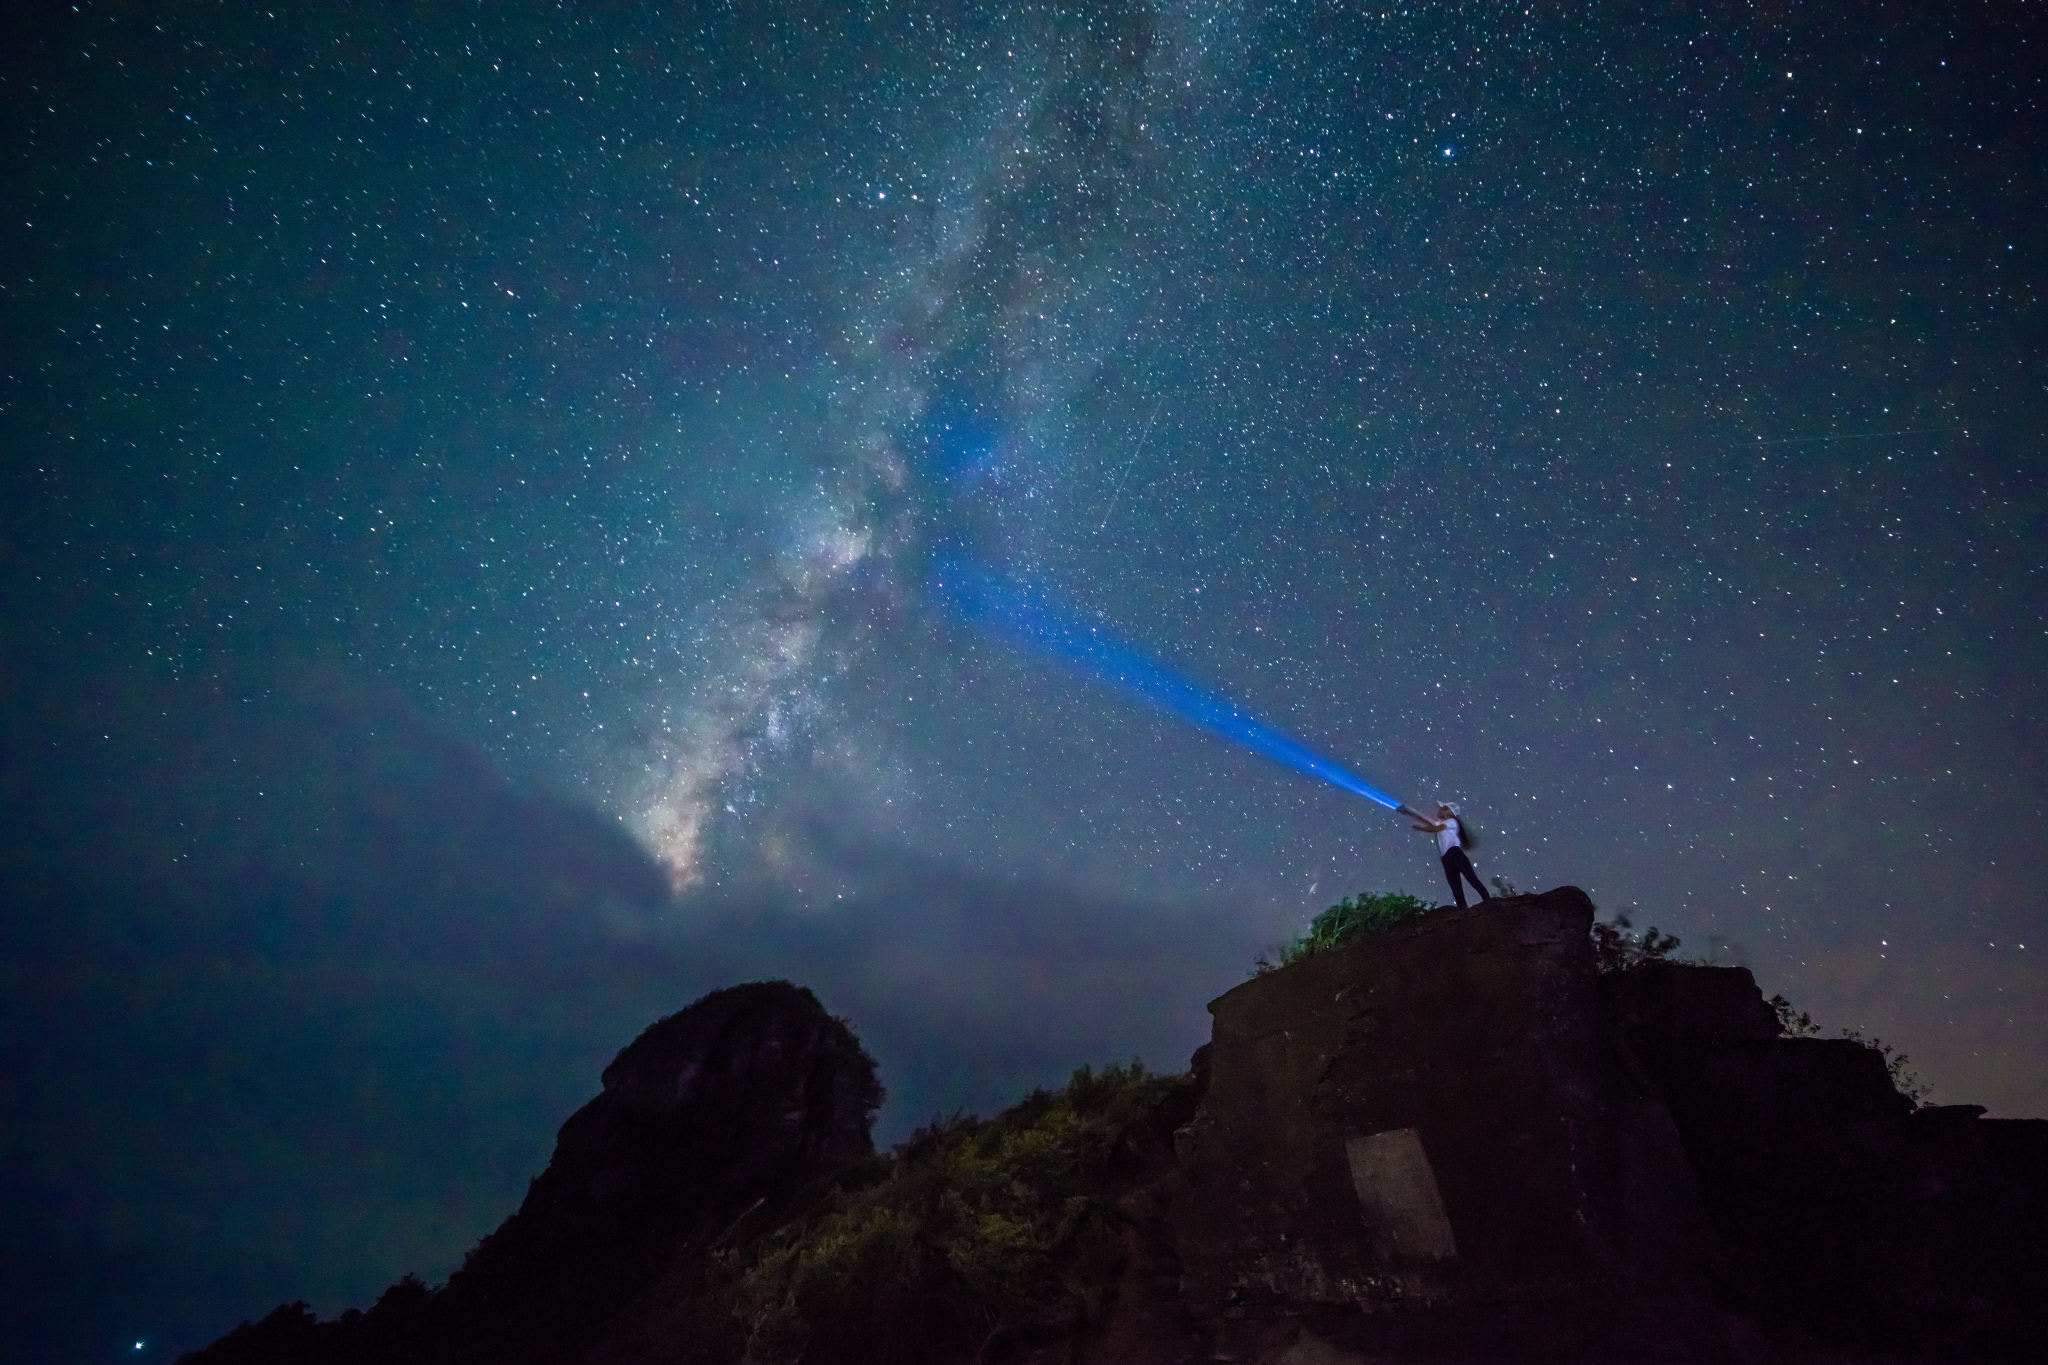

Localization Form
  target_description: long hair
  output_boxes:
[1447,804,1479,851]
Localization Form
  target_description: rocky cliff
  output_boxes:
[184,891,2048,1363]
[186,981,883,1365]
[1175,886,1745,1361]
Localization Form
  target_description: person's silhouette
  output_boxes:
[1413,802,1490,909]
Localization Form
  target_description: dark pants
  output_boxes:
[1442,846,1489,909]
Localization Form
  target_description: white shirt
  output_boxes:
[1436,818,1462,856]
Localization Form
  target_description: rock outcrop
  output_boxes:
[185,981,882,1365]
[185,893,2048,1364]
[1174,886,1748,1361]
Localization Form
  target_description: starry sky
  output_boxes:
[2,2,2044,1360]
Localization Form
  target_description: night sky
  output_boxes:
[3,2,2044,1360]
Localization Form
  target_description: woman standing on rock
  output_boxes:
[1414,802,1490,909]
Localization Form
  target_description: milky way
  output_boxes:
[623,3,1207,888]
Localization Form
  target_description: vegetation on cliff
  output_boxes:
[1256,890,1434,971]
[642,1061,1195,1364]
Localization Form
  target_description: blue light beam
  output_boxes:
[931,556,1407,812]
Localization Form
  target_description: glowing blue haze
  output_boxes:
[931,556,1405,811]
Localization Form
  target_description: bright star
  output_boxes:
[1442,145,1453,157]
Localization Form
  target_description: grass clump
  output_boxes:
[726,1061,1192,1364]
[1256,891,1434,973]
